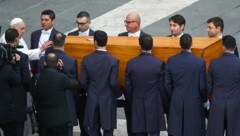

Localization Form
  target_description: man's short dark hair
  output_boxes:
[207,17,224,32]
[223,35,236,51]
[180,34,192,50]
[94,30,108,47]
[169,14,186,26]
[41,10,55,20]
[77,11,90,20]
[53,33,66,47]
[5,28,19,43]
[45,53,58,68]
[139,35,153,51]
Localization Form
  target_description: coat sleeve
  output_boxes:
[110,60,121,97]
[125,62,133,102]
[20,53,31,92]
[164,62,173,98]
[9,64,22,87]
[79,58,89,91]
[207,62,214,97]
[199,61,207,102]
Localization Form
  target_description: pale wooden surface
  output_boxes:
[65,36,222,86]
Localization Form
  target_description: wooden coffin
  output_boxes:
[65,36,223,86]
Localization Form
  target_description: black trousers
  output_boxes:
[77,94,88,136]
[133,132,160,136]
[124,101,133,136]
[39,122,68,136]
[0,121,17,136]
[16,122,24,136]
[89,100,113,136]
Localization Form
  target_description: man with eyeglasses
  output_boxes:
[118,12,149,136]
[68,11,94,36]
[68,11,96,136]
[118,12,149,37]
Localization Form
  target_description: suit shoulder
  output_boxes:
[68,30,78,36]
[118,32,128,36]
[31,29,41,35]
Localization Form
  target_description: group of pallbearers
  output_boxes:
[0,8,240,136]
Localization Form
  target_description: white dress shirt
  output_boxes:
[79,29,90,36]
[39,27,53,56]
[128,30,141,37]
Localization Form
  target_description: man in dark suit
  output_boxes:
[118,12,149,37]
[34,53,78,136]
[67,11,94,136]
[207,17,239,57]
[118,12,149,136]
[38,33,78,136]
[165,34,207,136]
[5,28,31,136]
[125,35,166,136]
[80,30,121,136]
[168,14,185,37]
[207,35,240,136]
[30,9,60,74]
[0,40,22,136]
[68,11,94,36]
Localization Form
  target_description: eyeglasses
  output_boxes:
[76,21,88,26]
[124,20,137,24]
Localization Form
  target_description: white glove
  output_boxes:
[204,100,210,110]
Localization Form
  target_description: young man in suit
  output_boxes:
[118,12,149,37]
[207,35,240,136]
[30,9,60,74]
[207,17,239,57]
[80,30,121,136]
[165,34,207,136]
[125,35,166,136]
[68,11,94,36]
[5,28,31,136]
[168,14,185,37]
[35,53,78,136]
[68,11,95,136]
[38,33,78,136]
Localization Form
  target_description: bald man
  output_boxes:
[0,18,51,61]
[118,12,149,37]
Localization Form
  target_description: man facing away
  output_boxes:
[80,30,121,136]
[68,11,95,136]
[207,35,240,136]
[5,28,31,136]
[38,33,78,136]
[165,34,207,136]
[207,17,239,57]
[34,53,78,136]
[30,9,61,74]
[68,11,94,36]
[168,14,185,37]
[125,35,166,136]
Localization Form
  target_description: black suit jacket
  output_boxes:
[118,30,149,37]
[68,29,94,36]
[0,64,21,124]
[12,51,31,122]
[35,67,78,127]
[30,28,60,74]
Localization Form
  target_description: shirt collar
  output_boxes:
[172,32,184,37]
[128,30,141,37]
[97,48,107,52]
[79,29,90,36]
[42,27,53,34]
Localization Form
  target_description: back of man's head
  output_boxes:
[41,9,55,20]
[169,14,185,26]
[45,53,58,68]
[77,11,90,19]
[5,28,19,43]
[223,35,236,51]
[94,30,108,47]
[207,17,224,32]
[180,33,192,50]
[139,35,153,51]
[53,33,66,48]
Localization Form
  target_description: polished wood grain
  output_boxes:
[65,36,223,86]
